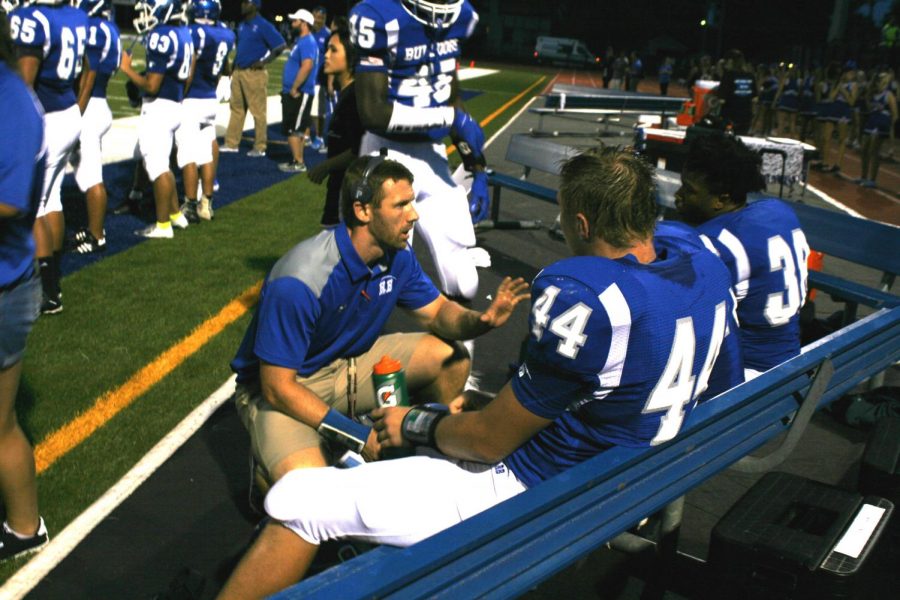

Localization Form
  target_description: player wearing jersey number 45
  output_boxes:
[350,0,490,304]
[216,148,743,600]
[675,135,810,379]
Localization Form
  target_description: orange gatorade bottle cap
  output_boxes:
[373,355,402,375]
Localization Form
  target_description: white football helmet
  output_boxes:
[400,0,463,29]
[133,0,180,34]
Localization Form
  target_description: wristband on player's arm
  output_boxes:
[386,103,455,134]
[400,403,450,449]
[317,408,372,453]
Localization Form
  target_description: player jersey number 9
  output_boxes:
[212,41,229,77]
[765,229,809,326]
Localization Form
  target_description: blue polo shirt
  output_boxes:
[282,33,317,95]
[234,14,285,69]
[231,226,440,383]
[0,63,45,288]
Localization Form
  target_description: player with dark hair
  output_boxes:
[120,0,195,239]
[0,8,50,560]
[217,147,743,600]
[7,0,88,314]
[229,155,528,493]
[349,0,492,304]
[676,135,809,379]
[306,26,362,226]
[181,0,234,221]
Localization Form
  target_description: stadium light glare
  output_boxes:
[700,19,707,27]
[275,15,284,22]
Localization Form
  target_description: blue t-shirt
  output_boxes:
[505,230,744,488]
[0,63,45,288]
[8,5,89,113]
[231,226,440,382]
[85,16,121,99]
[349,0,479,139]
[281,33,318,95]
[144,23,194,102]
[234,14,285,69]
[694,199,809,372]
[314,25,330,85]
[187,22,236,100]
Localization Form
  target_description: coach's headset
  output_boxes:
[353,148,390,206]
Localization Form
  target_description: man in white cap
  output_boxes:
[278,8,318,172]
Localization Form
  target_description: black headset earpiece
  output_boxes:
[353,148,389,205]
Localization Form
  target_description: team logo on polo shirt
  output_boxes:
[378,276,395,296]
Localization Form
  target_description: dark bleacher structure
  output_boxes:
[274,133,900,599]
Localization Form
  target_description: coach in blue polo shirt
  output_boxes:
[222,0,286,156]
[231,156,528,487]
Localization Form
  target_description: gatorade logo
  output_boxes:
[377,383,398,407]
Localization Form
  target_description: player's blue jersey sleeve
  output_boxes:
[9,7,49,52]
[395,249,441,311]
[145,29,176,74]
[86,18,121,76]
[348,1,391,74]
[511,274,613,419]
[253,277,321,371]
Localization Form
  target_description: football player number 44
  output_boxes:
[531,286,728,446]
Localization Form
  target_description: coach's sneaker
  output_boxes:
[135,223,174,239]
[309,136,324,151]
[219,146,238,153]
[278,160,307,173]
[0,518,49,562]
[198,196,214,221]
[181,201,201,224]
[247,148,266,158]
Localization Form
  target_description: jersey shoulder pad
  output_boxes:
[12,7,50,48]
[349,0,397,56]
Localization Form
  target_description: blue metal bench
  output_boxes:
[274,307,900,599]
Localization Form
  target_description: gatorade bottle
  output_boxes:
[372,356,409,408]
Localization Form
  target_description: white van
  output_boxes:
[534,36,599,68]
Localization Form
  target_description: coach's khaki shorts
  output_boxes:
[235,332,426,476]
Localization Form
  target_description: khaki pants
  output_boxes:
[225,67,268,151]
[235,332,426,477]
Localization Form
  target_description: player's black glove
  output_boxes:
[125,77,144,108]
[452,108,486,172]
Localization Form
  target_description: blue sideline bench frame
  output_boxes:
[275,307,900,600]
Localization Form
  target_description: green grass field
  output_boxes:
[1,65,545,582]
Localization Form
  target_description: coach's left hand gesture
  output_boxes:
[479,277,530,329]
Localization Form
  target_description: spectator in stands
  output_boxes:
[602,45,614,88]
[222,0,286,157]
[752,63,779,136]
[0,16,49,561]
[712,49,756,135]
[675,135,809,379]
[228,156,529,490]
[308,5,330,151]
[626,51,642,91]
[858,69,898,188]
[814,62,841,169]
[217,148,743,600]
[823,63,859,174]
[306,27,362,226]
[774,63,801,138]
[277,8,317,173]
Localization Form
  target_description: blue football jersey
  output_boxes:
[505,231,743,487]
[8,5,88,113]
[85,16,121,99]
[695,198,809,372]
[349,0,478,138]
[144,23,194,102]
[186,22,235,100]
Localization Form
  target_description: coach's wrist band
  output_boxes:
[387,103,455,134]
[317,408,371,453]
[401,403,450,448]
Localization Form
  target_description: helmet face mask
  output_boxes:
[133,0,179,34]
[76,0,112,19]
[3,0,69,11]
[400,0,463,30]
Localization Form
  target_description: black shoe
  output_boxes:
[0,518,49,562]
[71,229,106,254]
[181,201,201,224]
[41,293,63,315]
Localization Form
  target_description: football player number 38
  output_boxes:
[531,286,728,446]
